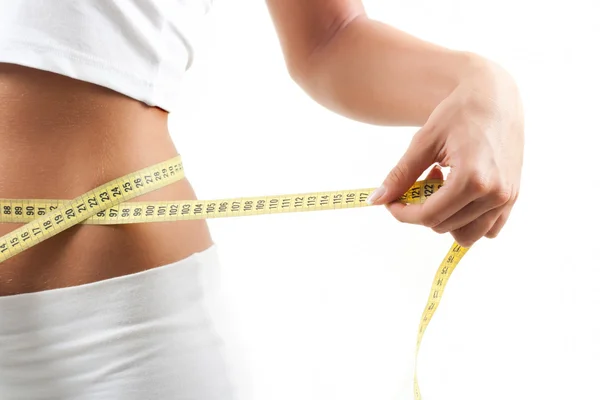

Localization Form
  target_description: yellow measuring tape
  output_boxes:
[0,154,469,399]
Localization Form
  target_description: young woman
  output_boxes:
[0,1,523,399]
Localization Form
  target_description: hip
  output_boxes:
[0,244,234,400]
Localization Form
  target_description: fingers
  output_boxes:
[385,161,516,247]
[425,164,444,181]
[430,196,500,234]
[451,208,502,247]
[388,162,513,228]
[385,167,475,227]
[485,205,512,238]
[367,127,437,206]
[449,202,514,246]
[369,111,519,247]
[384,164,444,220]
[371,71,523,246]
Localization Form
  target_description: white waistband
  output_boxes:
[0,244,235,400]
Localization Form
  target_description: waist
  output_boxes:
[0,63,174,198]
[0,64,212,296]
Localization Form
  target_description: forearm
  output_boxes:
[290,16,487,127]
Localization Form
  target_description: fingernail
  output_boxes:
[367,186,386,205]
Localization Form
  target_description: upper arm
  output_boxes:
[266,0,365,76]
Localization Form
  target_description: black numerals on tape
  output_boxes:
[84,190,373,221]
[400,181,443,203]
[0,158,185,262]
[1,185,370,223]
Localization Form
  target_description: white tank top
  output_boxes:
[0,0,213,111]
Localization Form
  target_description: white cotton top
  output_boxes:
[0,0,213,111]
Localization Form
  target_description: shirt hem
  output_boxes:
[0,40,177,112]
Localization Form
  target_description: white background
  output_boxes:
[169,1,599,399]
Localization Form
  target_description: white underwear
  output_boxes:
[0,245,235,400]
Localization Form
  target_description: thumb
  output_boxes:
[367,128,436,205]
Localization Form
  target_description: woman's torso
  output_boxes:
[0,64,213,296]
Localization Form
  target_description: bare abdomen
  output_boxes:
[0,64,212,296]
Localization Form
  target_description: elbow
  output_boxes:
[284,51,332,112]
[285,58,309,89]
[285,12,366,90]
[282,51,322,104]
[285,61,323,99]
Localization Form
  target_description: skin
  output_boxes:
[267,0,523,247]
[0,1,523,295]
[0,66,214,295]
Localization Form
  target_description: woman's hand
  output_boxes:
[367,61,524,247]
[266,2,523,246]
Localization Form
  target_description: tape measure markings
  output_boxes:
[0,154,468,400]
[413,243,468,399]
[0,156,185,262]
[0,181,446,224]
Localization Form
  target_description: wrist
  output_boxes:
[453,52,521,115]
[433,51,497,107]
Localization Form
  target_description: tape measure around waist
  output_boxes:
[0,154,469,399]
